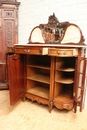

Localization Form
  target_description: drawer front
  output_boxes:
[14,47,48,55]
[48,48,78,57]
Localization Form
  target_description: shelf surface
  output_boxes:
[14,43,87,48]
[54,93,73,103]
[27,74,50,84]
[27,64,50,70]
[56,67,75,72]
[27,86,49,99]
[55,77,74,84]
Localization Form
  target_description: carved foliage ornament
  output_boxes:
[6,22,12,46]
[29,13,85,44]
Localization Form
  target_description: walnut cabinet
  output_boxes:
[0,0,20,89]
[7,44,87,113]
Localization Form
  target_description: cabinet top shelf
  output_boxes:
[14,43,87,48]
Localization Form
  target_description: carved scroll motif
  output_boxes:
[29,13,70,43]
[29,13,84,44]
[6,22,12,46]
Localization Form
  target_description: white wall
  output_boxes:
[18,0,87,44]
[18,0,87,106]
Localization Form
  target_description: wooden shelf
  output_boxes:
[27,74,50,84]
[56,67,75,72]
[55,77,74,84]
[27,85,49,99]
[27,64,50,70]
[54,93,73,103]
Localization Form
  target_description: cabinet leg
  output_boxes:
[49,101,53,113]
[73,102,77,113]
[21,96,26,102]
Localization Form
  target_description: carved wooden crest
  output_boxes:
[29,13,85,44]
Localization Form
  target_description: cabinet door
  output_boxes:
[74,57,86,112]
[8,54,25,105]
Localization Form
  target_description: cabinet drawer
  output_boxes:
[48,48,78,57]
[14,47,48,55]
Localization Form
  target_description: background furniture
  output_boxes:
[0,0,20,89]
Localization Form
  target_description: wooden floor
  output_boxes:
[0,90,87,130]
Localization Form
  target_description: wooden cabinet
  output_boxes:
[0,0,20,89]
[7,44,87,113]
[7,13,87,113]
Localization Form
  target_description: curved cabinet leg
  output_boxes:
[21,96,26,102]
[73,102,77,113]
